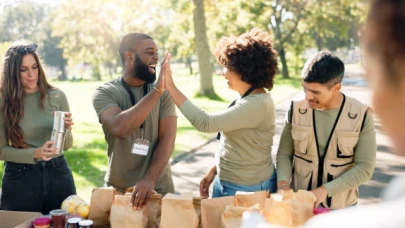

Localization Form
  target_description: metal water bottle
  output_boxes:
[50,111,67,153]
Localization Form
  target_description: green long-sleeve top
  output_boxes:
[0,89,73,164]
[180,93,276,185]
[276,108,376,196]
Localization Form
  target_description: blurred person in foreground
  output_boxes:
[163,28,279,198]
[305,0,405,226]
[92,33,176,210]
[276,51,376,209]
[0,41,76,214]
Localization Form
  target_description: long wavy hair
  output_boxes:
[0,41,54,148]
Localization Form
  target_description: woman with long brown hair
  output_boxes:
[0,41,76,214]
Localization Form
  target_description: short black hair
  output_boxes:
[119,33,153,64]
[302,51,344,86]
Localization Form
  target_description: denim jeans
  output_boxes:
[0,155,76,214]
[212,169,277,198]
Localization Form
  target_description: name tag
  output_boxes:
[132,139,150,156]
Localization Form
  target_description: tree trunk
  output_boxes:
[193,0,215,97]
[186,57,193,75]
[316,34,323,51]
[58,64,67,81]
[279,47,290,79]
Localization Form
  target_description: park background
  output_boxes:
[0,0,367,201]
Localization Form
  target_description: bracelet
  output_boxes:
[153,87,163,95]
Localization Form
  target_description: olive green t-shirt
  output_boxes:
[0,89,73,164]
[180,93,276,185]
[277,107,376,196]
[92,78,177,192]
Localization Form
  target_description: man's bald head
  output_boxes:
[119,33,153,64]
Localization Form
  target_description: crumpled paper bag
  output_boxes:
[193,196,203,228]
[110,193,148,228]
[264,190,316,227]
[234,191,269,208]
[160,192,199,228]
[144,192,162,228]
[200,196,234,228]
[221,203,263,228]
[88,187,124,227]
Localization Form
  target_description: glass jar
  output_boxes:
[49,209,67,228]
[67,217,82,228]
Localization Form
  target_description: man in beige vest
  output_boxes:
[276,51,376,209]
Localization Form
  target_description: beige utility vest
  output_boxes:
[291,95,368,209]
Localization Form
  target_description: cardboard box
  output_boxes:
[0,210,41,228]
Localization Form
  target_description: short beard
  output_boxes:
[133,53,156,83]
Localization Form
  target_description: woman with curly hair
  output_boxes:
[164,28,278,198]
[0,41,76,214]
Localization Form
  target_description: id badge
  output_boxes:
[132,138,150,156]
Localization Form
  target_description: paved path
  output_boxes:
[171,73,405,205]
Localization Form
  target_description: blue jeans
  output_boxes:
[0,155,76,214]
[212,169,277,198]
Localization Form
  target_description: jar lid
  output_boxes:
[68,217,82,223]
[313,207,331,215]
[78,219,93,225]
[34,217,51,226]
[49,209,67,216]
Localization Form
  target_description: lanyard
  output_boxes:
[121,77,149,130]
[216,86,256,140]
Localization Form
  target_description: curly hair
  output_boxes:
[0,40,54,148]
[365,0,405,84]
[215,28,278,90]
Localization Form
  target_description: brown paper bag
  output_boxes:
[193,197,203,228]
[88,187,124,227]
[221,203,262,228]
[144,193,162,228]
[234,191,269,208]
[264,190,316,227]
[160,192,199,228]
[110,194,148,228]
[200,196,234,228]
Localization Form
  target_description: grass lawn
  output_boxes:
[0,65,301,202]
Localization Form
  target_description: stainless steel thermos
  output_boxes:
[50,111,67,153]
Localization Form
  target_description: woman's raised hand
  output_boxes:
[156,51,172,93]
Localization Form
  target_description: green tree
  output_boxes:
[0,1,46,42]
[51,0,119,80]
[305,0,364,51]
[0,1,68,81]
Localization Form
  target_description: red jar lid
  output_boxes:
[34,217,51,226]
[313,207,331,215]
